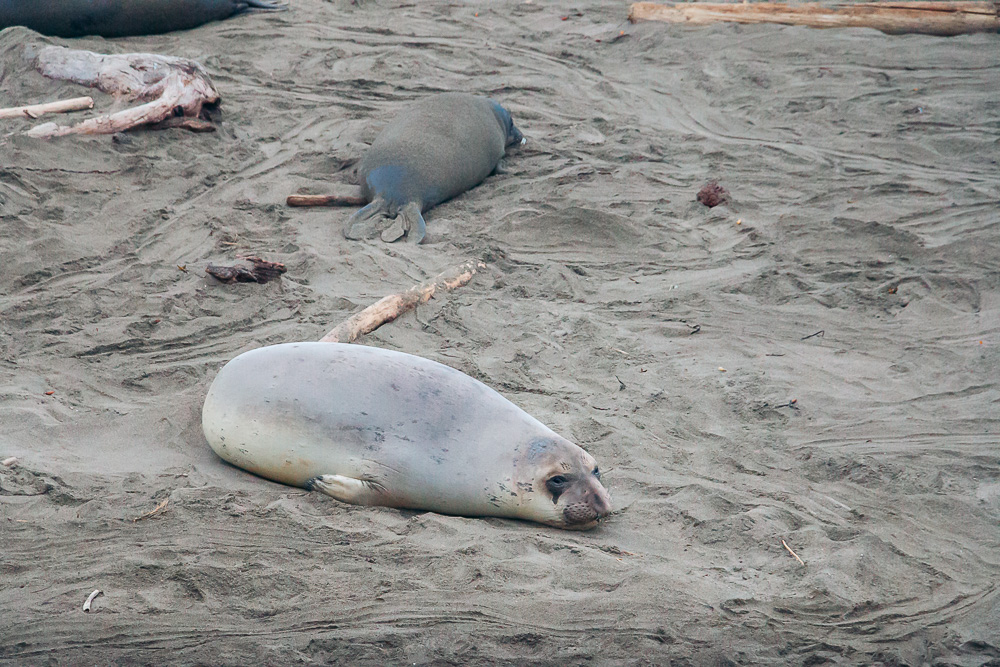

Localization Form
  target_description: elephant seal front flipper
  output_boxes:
[344,93,524,244]
[308,474,387,505]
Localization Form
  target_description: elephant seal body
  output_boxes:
[345,93,524,244]
[202,343,610,529]
[0,0,281,38]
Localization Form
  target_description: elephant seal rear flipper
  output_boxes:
[346,196,426,244]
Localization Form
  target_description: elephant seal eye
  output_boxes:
[546,475,570,502]
[593,467,600,479]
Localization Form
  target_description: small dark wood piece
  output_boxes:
[148,117,216,132]
[206,256,286,284]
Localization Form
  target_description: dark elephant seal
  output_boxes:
[0,0,282,38]
[202,343,611,530]
[345,93,525,244]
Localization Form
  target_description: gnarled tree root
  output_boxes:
[26,46,220,138]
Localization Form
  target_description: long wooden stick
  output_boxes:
[0,96,94,120]
[320,259,485,343]
[287,193,366,207]
[628,2,1000,36]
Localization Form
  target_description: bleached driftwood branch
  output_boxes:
[628,2,1000,36]
[320,259,486,343]
[0,96,93,120]
[82,589,103,613]
[25,46,220,138]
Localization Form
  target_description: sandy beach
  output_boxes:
[1,1,999,663]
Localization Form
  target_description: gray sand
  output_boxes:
[1,1,999,664]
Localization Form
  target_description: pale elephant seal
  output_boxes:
[345,93,525,244]
[0,0,282,38]
[202,343,610,529]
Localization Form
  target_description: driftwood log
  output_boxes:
[25,46,220,138]
[628,2,1000,36]
[0,96,93,120]
[320,259,486,343]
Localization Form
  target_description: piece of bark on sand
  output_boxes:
[206,257,287,285]
[320,259,486,344]
[25,46,220,138]
[628,1,1000,36]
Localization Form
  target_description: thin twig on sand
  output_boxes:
[320,259,486,344]
[782,539,806,566]
[26,46,220,138]
[82,589,103,613]
[132,498,169,523]
[0,96,93,120]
